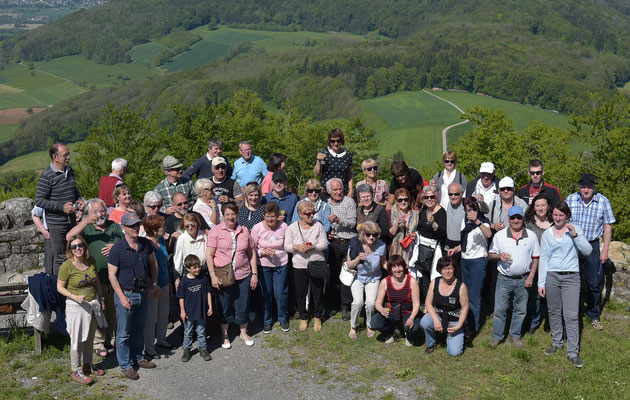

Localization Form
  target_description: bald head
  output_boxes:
[172,193,189,216]
[448,183,463,207]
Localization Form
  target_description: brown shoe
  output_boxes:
[136,360,156,369]
[123,368,139,380]
[313,318,322,332]
[299,319,308,331]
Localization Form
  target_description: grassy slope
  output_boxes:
[0,124,16,144]
[0,142,79,175]
[361,90,570,169]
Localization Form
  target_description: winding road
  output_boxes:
[422,89,470,153]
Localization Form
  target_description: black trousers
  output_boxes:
[293,268,324,319]
[325,240,353,313]
[48,223,72,276]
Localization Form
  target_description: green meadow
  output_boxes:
[0,142,79,175]
[0,124,16,144]
[360,90,570,169]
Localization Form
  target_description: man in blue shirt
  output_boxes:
[108,212,161,380]
[263,171,299,222]
[231,141,268,187]
[566,173,615,331]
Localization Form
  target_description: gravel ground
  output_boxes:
[124,322,358,400]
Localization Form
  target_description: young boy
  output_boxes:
[176,255,213,362]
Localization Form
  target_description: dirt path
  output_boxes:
[422,89,470,153]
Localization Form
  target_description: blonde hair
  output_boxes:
[358,221,380,242]
[361,158,377,170]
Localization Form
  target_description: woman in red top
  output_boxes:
[371,255,422,346]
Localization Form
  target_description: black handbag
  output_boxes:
[297,222,328,279]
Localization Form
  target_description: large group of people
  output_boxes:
[32,133,616,384]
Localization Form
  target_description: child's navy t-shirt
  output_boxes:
[176,274,212,321]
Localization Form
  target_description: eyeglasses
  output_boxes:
[146,204,160,209]
[441,266,454,271]
[443,160,456,164]
[529,171,542,176]
[302,212,314,217]
[70,243,84,250]
[364,166,378,172]
[509,215,523,220]
[397,198,409,203]
[365,232,378,238]
[423,195,436,200]
[176,201,189,207]
[448,192,461,197]
[214,165,227,170]
[395,174,406,179]
[466,208,478,213]
[92,209,106,215]
[329,139,342,144]
[500,187,513,192]
[184,224,197,229]
[167,168,183,172]
[306,188,321,194]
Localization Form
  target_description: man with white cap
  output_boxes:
[464,162,500,215]
[211,156,243,207]
[154,155,197,214]
[488,176,529,232]
[488,205,539,348]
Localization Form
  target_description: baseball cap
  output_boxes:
[479,162,495,174]
[508,206,524,217]
[272,171,287,182]
[121,212,142,226]
[211,157,227,167]
[499,177,515,189]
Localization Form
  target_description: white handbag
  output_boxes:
[339,262,356,286]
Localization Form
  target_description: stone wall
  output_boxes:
[607,241,630,302]
[0,198,45,274]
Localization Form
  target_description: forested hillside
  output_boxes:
[1,0,629,167]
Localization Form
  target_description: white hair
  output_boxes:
[194,178,214,195]
[325,178,343,193]
[111,158,127,171]
[86,198,106,213]
[143,190,162,205]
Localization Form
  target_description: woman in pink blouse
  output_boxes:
[251,202,289,334]
[207,203,258,349]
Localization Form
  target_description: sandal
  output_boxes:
[367,329,375,338]
[93,348,108,358]
[348,330,358,340]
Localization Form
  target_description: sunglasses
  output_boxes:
[70,243,84,250]
[466,208,479,212]
[302,212,314,217]
[443,160,456,164]
[529,171,543,176]
[509,215,523,220]
[500,187,513,192]
[176,201,189,206]
[214,165,227,170]
[306,188,321,194]
[126,222,142,229]
[364,166,378,172]
[480,174,493,179]
[146,204,160,209]
[395,174,406,179]
[423,195,436,200]
[365,232,378,238]
[448,192,461,197]
[184,224,197,229]
[167,168,183,172]
[397,198,409,203]
[329,139,343,144]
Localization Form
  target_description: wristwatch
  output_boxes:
[152,282,158,287]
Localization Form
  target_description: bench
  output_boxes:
[0,282,42,355]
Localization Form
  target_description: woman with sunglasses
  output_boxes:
[143,191,165,218]
[314,128,354,198]
[430,151,467,209]
[538,202,591,368]
[57,235,105,385]
[388,188,419,264]
[173,214,207,288]
[446,196,492,341]
[414,185,447,301]
[386,160,424,210]
[346,221,387,339]
[356,184,389,243]
[285,201,329,331]
[238,183,265,230]
[421,256,469,356]
[524,193,553,334]
[108,184,132,224]
[290,179,331,232]
[356,159,388,205]
[193,178,219,228]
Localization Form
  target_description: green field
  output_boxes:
[0,142,79,175]
[128,42,167,64]
[361,90,570,169]
[0,124,16,144]
[0,6,80,21]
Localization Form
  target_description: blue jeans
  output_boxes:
[369,312,422,339]
[528,284,547,330]
[420,313,464,356]
[579,240,602,321]
[217,274,251,325]
[461,257,487,333]
[492,274,529,340]
[114,290,148,371]
[183,319,207,351]
[259,265,289,325]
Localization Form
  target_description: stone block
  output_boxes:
[0,230,13,242]
[0,197,34,229]
[20,244,43,254]
[3,254,40,273]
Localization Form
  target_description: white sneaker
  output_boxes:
[240,334,255,346]
[385,336,395,344]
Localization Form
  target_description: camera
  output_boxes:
[133,276,147,291]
